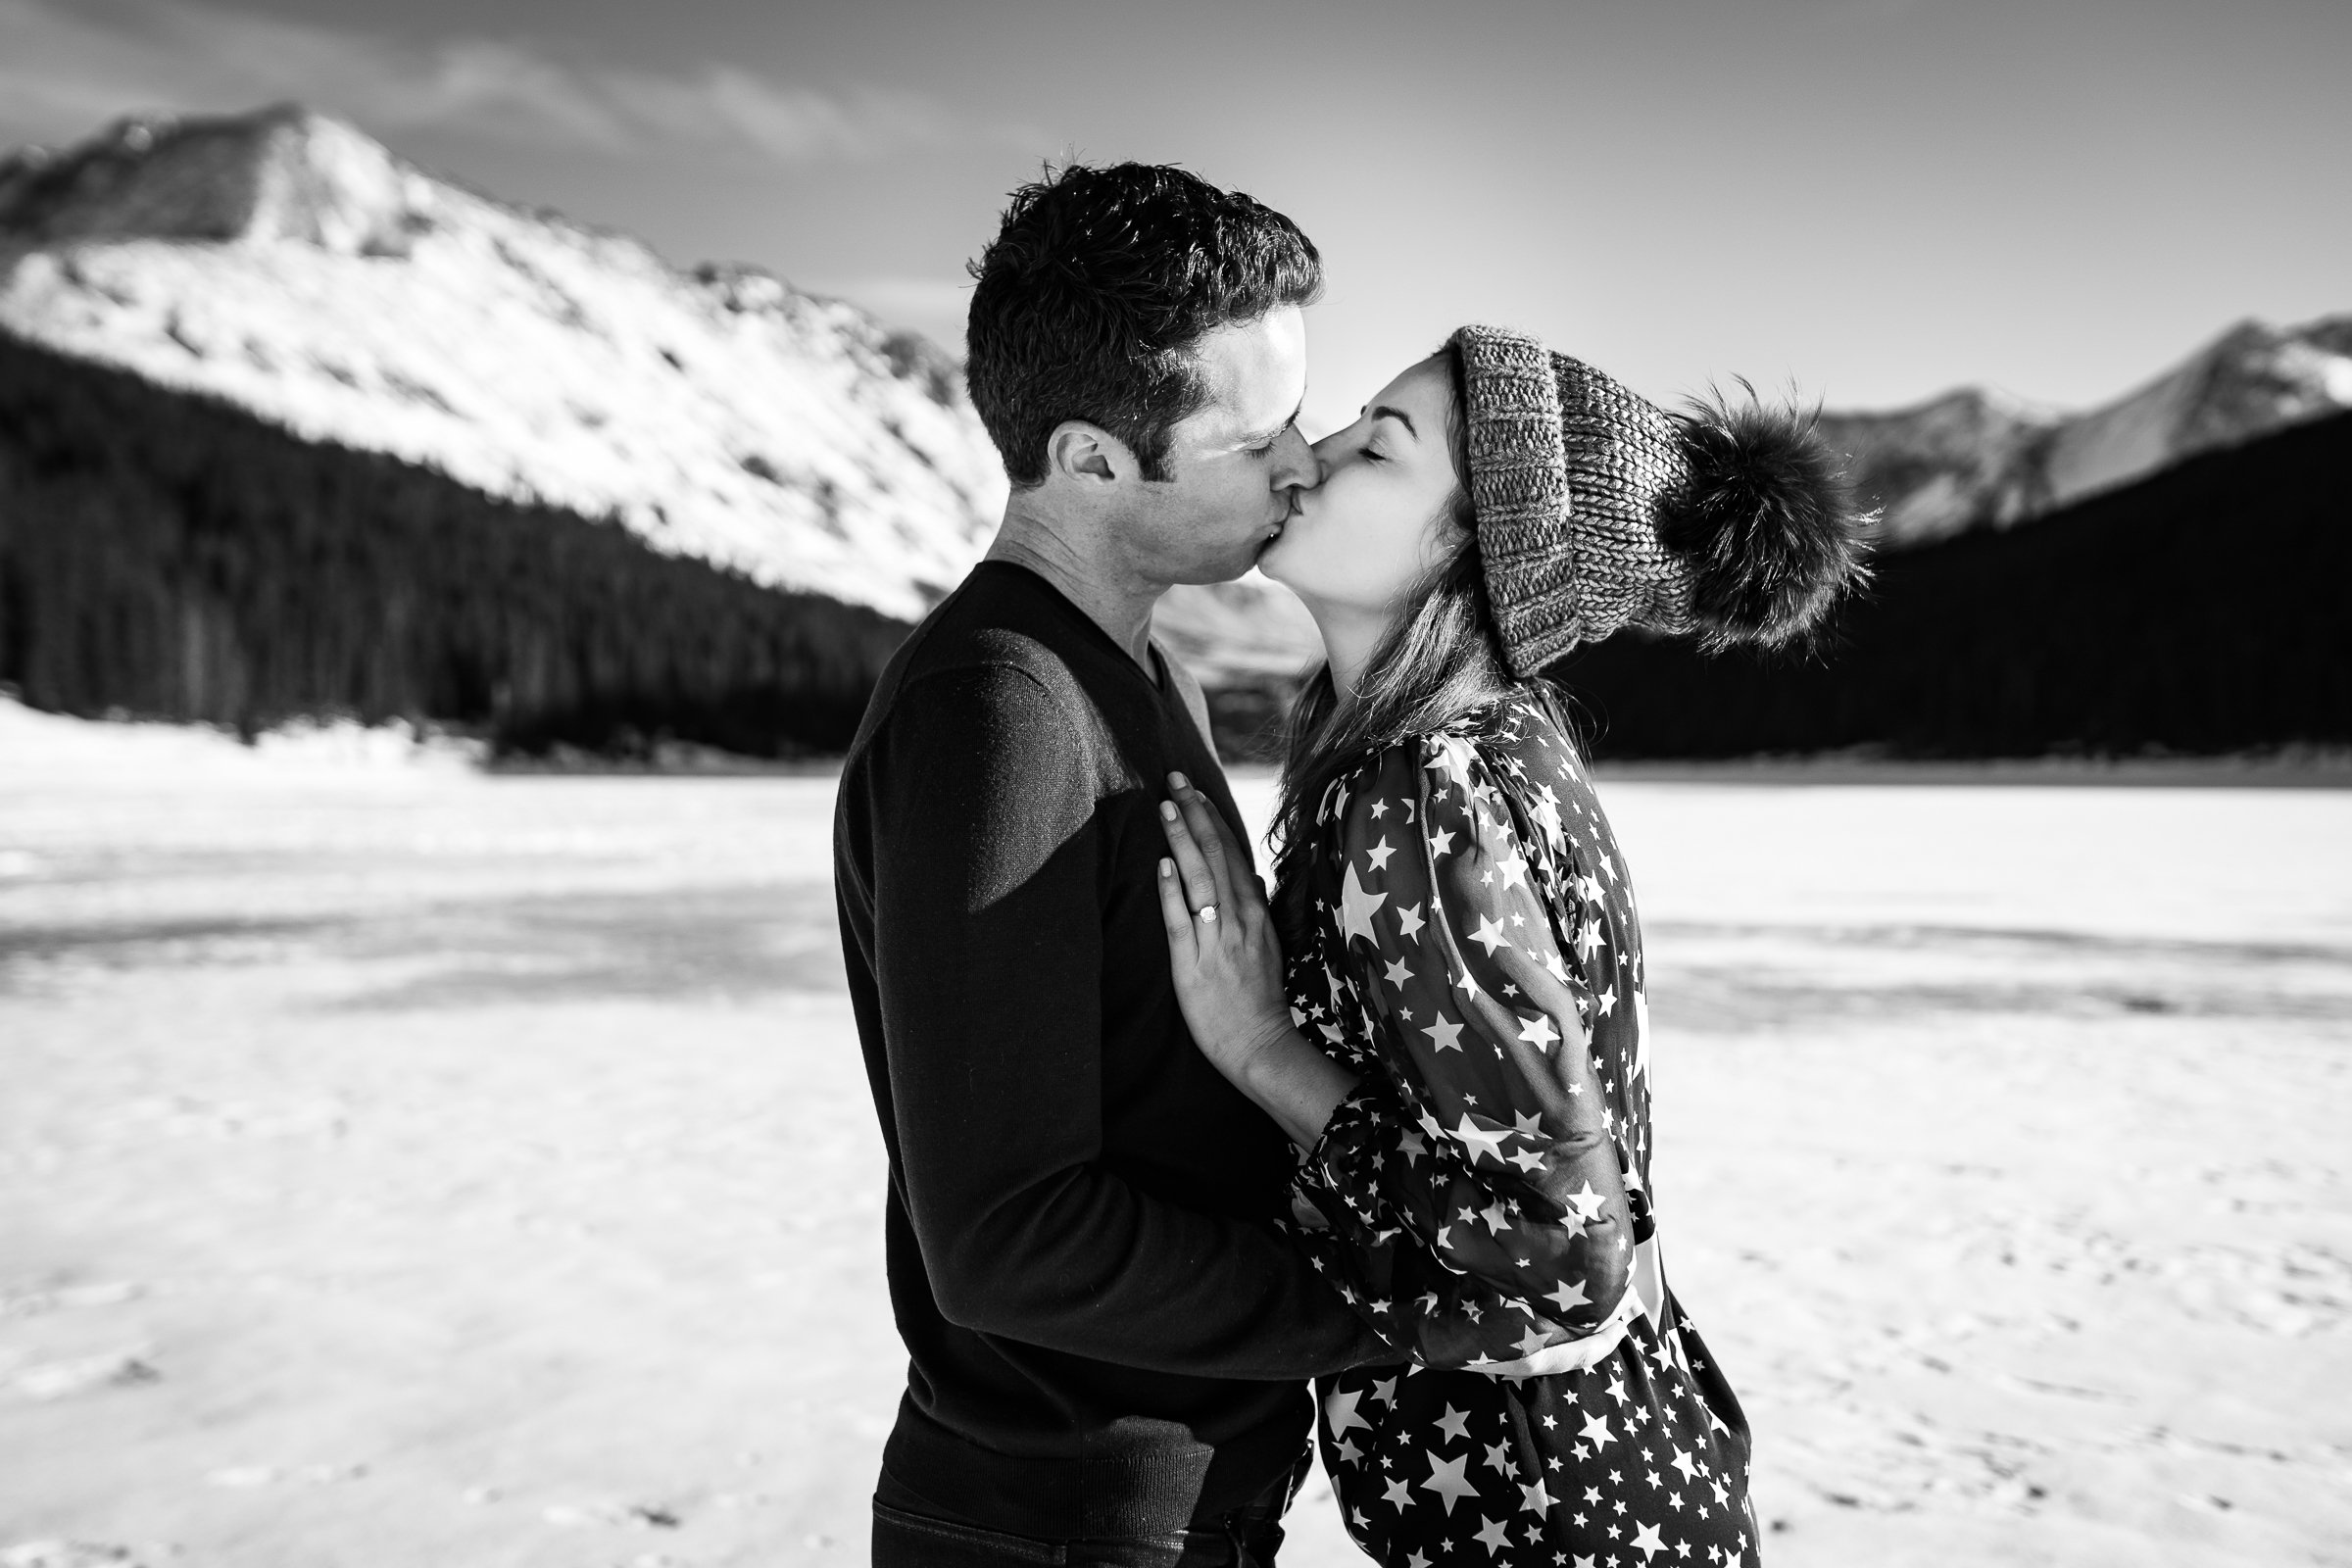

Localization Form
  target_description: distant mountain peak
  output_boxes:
[2169,316,2352,455]
[0,105,1010,621]
[0,104,1305,672]
[1821,313,2352,548]
[0,104,433,256]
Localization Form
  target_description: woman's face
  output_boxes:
[1258,356,1465,617]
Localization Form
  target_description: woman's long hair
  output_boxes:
[1269,342,1540,951]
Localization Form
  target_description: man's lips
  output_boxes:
[1254,507,1291,558]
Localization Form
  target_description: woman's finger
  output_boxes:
[1167,774,1236,912]
[1183,780,1265,920]
[1200,795,1268,914]
[1154,856,1197,961]
[1159,800,1220,921]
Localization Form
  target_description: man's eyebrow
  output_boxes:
[1242,395,1305,446]
[1370,404,1418,438]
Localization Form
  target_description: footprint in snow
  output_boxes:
[6,1352,158,1400]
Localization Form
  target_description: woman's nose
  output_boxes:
[1306,431,1343,480]
[1269,424,1320,492]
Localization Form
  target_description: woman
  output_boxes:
[1152,326,1868,1566]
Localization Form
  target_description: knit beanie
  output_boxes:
[1449,325,1871,676]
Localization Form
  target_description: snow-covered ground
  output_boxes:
[2,721,2347,1567]
[0,693,488,782]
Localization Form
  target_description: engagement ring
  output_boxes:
[1197,905,1218,924]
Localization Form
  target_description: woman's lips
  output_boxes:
[1255,506,1293,557]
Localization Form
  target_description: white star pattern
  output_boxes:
[1341,862,1389,948]
[1327,1385,1373,1440]
[1272,695,1747,1567]
[1468,914,1513,956]
[1423,1452,1480,1514]
[1432,732,1479,785]
[1448,1113,1510,1166]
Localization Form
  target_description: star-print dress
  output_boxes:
[1282,689,1758,1568]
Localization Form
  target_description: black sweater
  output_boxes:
[833,563,1386,1537]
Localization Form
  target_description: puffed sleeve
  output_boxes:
[1291,731,1636,1366]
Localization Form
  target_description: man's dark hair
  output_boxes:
[964,162,1322,487]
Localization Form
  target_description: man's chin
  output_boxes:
[1169,545,1275,587]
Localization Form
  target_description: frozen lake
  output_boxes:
[3,712,2348,1567]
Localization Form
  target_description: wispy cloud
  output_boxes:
[0,0,1029,162]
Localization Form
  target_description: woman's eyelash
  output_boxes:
[1362,445,1386,464]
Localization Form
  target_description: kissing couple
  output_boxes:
[834,163,1869,1567]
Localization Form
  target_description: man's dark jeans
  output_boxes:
[870,1452,1311,1567]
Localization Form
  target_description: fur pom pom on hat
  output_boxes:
[1448,324,1872,675]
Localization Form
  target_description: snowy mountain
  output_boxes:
[0,104,1005,624]
[1822,317,2352,548]
[0,102,1312,682]
[6,103,2335,734]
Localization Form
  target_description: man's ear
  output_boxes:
[1045,420,1131,486]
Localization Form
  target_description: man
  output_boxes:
[833,164,1391,1565]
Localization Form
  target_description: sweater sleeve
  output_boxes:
[1291,733,1636,1367]
[860,663,1385,1379]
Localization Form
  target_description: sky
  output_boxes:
[3,0,2345,435]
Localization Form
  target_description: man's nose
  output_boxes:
[1269,424,1319,492]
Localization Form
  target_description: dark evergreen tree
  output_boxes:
[5,330,2344,761]
[1551,412,2352,758]
[0,333,912,757]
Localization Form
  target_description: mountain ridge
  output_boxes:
[0,103,1317,682]
[0,103,1006,622]
[2,103,2342,757]
[1821,314,2352,548]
